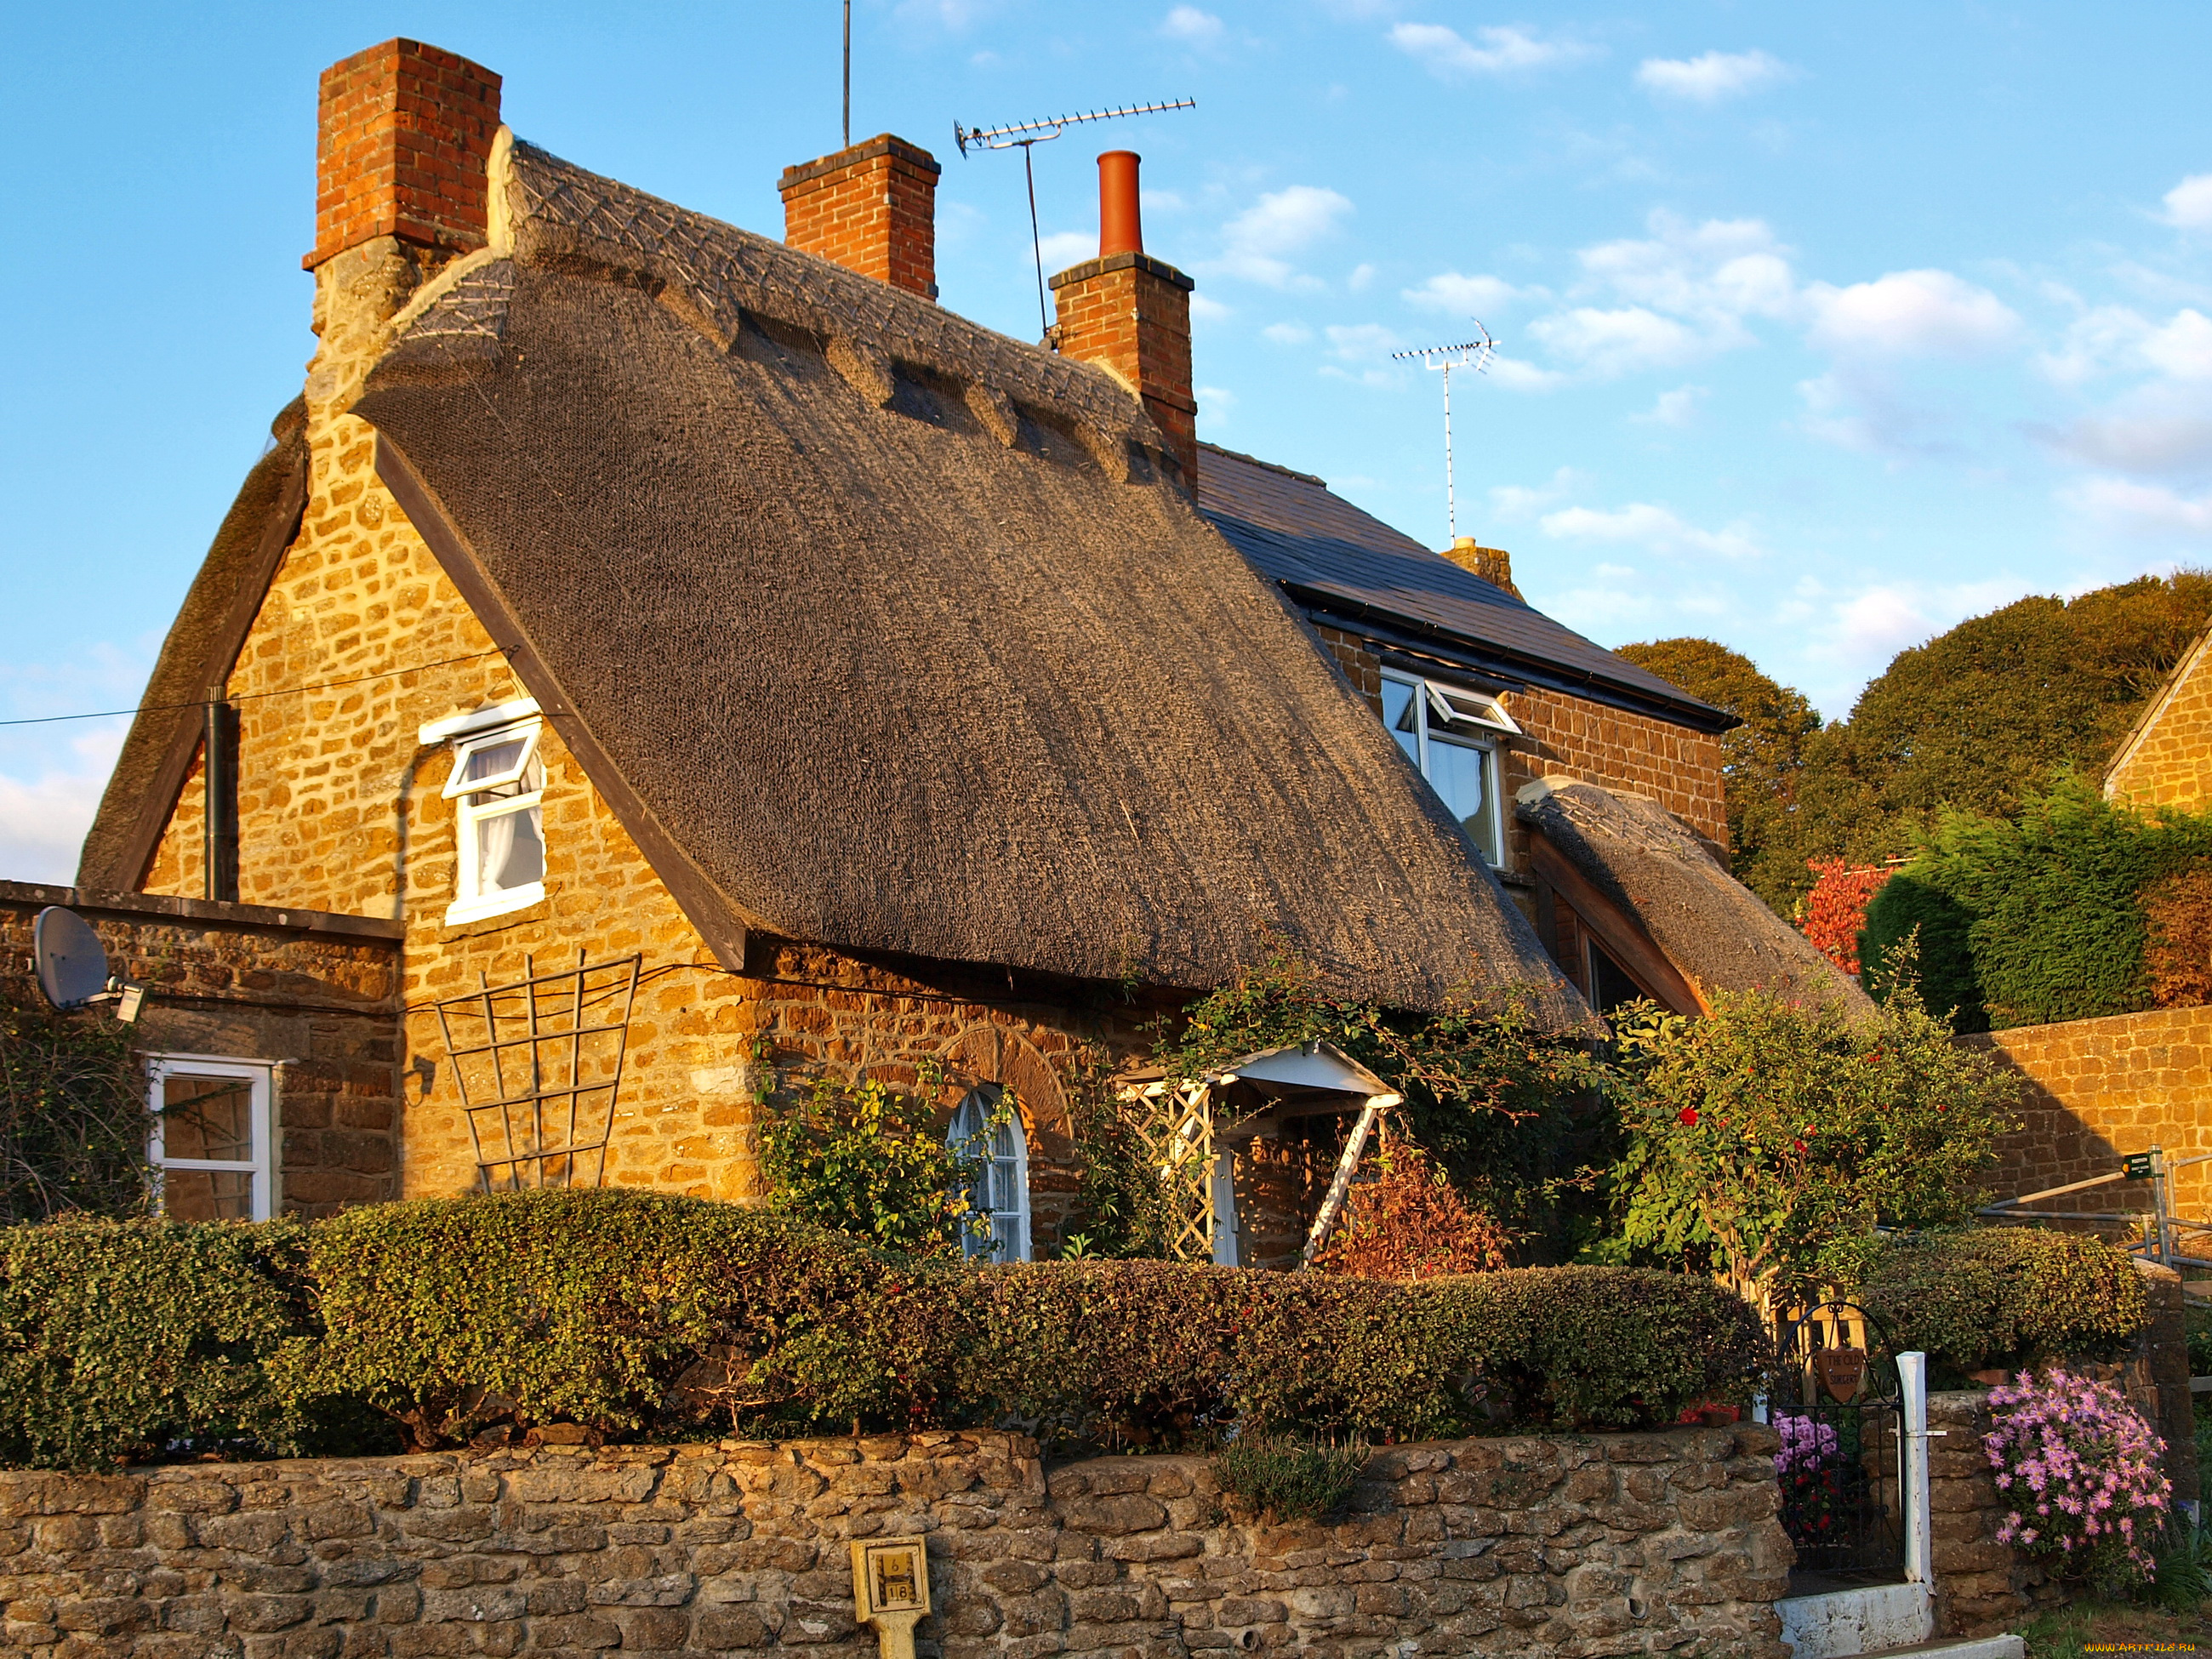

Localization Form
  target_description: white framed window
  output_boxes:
[148,1055,273,1222]
[439,716,546,924]
[1380,670,1519,865]
[948,1085,1030,1263]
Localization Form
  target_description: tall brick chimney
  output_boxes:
[304,39,502,271]
[778,137,942,298]
[1050,151,1198,483]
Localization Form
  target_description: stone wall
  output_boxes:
[1974,1003,2212,1225]
[0,881,402,1218]
[0,1425,1789,1659]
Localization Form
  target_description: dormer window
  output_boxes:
[1380,670,1519,866]
[422,699,547,924]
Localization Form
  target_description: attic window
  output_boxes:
[1382,670,1512,867]
[440,718,546,924]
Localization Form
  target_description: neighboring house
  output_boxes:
[2107,624,2212,810]
[71,40,1855,1257]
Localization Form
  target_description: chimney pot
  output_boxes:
[1098,151,1143,258]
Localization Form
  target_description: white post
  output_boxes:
[1899,1352,1933,1589]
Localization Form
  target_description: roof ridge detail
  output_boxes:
[1197,440,1325,487]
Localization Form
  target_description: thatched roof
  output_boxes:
[1197,444,1732,730]
[1517,778,1873,1016]
[78,402,309,892]
[336,140,1585,1020]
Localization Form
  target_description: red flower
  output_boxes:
[1678,1108,1699,1126]
[1793,1139,1808,1154]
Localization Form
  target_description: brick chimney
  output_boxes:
[1050,151,1198,483]
[778,136,942,298]
[1443,537,1522,599]
[304,39,502,271]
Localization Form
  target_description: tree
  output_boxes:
[1838,574,2212,824]
[1606,980,2019,1312]
[1614,638,1824,912]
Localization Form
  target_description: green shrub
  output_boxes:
[0,1217,312,1469]
[0,997,153,1221]
[0,1192,1775,1467]
[276,1189,958,1446]
[1216,1434,1370,1522]
[1856,1227,2150,1382]
[1861,878,1986,1030]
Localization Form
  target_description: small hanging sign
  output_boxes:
[852,1536,930,1659]
[1813,1346,1868,1403]
[2124,1152,2156,1181]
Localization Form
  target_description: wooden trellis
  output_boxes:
[434,951,641,1191]
[1118,1075,1220,1263]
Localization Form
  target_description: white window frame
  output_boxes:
[438,716,547,925]
[147,1053,274,1223]
[1381,668,1514,866]
[948,1086,1031,1263]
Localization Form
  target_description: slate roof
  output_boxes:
[1196,444,1732,731]
[202,136,1585,1023]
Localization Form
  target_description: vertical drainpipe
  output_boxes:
[203,688,238,903]
[1899,1349,1936,1638]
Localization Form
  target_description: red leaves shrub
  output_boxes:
[1312,1143,1512,1280]
[2144,865,2212,1008]
[1799,858,1890,974]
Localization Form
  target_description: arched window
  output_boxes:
[948,1085,1029,1262]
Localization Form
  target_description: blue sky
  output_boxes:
[6,2,2212,881]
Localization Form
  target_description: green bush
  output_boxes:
[1861,877,1987,1030]
[1856,1227,2150,1382]
[1863,778,2212,1030]
[0,1191,1774,1468]
[0,997,154,1221]
[1216,1434,1370,1522]
[0,1217,312,1469]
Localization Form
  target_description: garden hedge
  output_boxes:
[1856,1226,2150,1382]
[0,1189,1771,1469]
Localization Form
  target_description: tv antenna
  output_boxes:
[953,97,1196,343]
[842,1,852,149]
[32,906,145,1023]
[1392,324,1499,544]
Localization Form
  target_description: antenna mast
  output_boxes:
[1392,324,1498,543]
[954,98,1196,343]
[842,1,852,150]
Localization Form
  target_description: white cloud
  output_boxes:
[1801,269,2020,357]
[1036,230,1096,271]
[1538,500,1764,560]
[1160,5,1226,45]
[1632,385,1707,427]
[1347,262,1377,291]
[1262,321,1313,344]
[2061,476,2212,536]
[2162,174,2212,231]
[2038,305,2212,385]
[1489,467,1582,519]
[1387,22,1594,78]
[1211,185,1354,288]
[1485,355,1568,391]
[1577,213,1794,328]
[1527,306,1707,376]
[2140,309,2212,380]
[1402,271,1523,313]
[0,725,126,886]
[2050,408,2212,476]
[1793,370,1961,461]
[1324,322,1401,362]
[1195,385,1236,425]
[1633,48,1794,104]
[1188,291,1234,323]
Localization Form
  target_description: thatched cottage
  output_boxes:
[68,39,1853,1259]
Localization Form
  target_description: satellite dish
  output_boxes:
[33,906,113,1012]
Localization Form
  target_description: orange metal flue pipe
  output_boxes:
[1098,150,1143,257]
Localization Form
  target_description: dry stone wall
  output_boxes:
[0,1427,1790,1659]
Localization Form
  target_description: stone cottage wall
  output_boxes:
[1973,1004,2212,1225]
[0,1425,1789,1659]
[0,881,402,1218]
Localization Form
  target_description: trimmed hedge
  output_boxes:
[0,1217,313,1470]
[1856,1226,2150,1382]
[0,1190,1771,1468]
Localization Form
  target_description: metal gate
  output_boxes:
[1772,1301,1906,1593]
